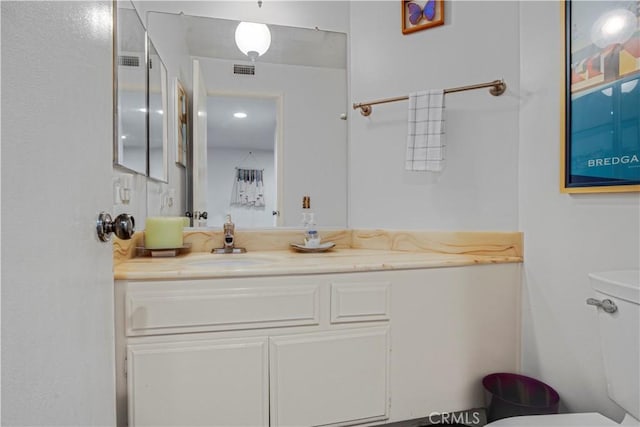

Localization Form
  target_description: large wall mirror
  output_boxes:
[146,11,348,228]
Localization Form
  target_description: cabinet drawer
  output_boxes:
[126,284,320,336]
[331,281,391,323]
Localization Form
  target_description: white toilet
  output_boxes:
[487,270,640,427]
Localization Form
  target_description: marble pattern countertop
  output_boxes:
[114,249,522,280]
[114,230,523,280]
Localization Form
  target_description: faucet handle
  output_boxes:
[586,298,618,314]
[223,214,235,234]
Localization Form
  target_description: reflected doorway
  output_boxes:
[207,94,282,227]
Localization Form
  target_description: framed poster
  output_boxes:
[563,1,640,193]
[402,0,444,35]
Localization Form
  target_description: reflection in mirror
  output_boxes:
[207,95,280,228]
[148,39,168,182]
[147,12,348,227]
[176,81,188,169]
[114,1,147,175]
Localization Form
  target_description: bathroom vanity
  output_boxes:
[113,230,523,427]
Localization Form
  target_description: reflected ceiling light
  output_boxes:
[233,112,248,119]
[235,21,271,61]
[591,8,636,48]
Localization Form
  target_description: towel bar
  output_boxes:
[352,79,506,117]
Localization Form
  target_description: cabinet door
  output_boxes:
[127,337,268,427]
[270,327,390,427]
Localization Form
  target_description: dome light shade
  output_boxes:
[235,22,271,61]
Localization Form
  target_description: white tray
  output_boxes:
[289,242,336,253]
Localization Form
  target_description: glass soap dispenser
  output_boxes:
[301,196,320,247]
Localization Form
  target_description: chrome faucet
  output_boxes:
[223,214,235,249]
[212,214,246,254]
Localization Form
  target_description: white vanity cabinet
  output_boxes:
[115,263,520,427]
[115,275,392,427]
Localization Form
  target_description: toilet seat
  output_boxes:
[486,412,617,426]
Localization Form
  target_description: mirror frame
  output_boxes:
[561,0,640,193]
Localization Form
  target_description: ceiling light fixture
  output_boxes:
[235,21,271,62]
[233,112,248,119]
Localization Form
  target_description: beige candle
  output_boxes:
[145,217,184,249]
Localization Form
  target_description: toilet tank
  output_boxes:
[589,270,640,420]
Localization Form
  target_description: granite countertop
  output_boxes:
[114,248,522,280]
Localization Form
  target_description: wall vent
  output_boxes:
[234,64,255,76]
[118,55,140,67]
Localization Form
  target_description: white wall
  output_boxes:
[519,2,640,420]
[208,148,276,228]
[349,1,520,230]
[198,57,348,227]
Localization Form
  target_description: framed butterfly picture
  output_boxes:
[402,0,444,34]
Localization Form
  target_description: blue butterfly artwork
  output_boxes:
[407,0,436,25]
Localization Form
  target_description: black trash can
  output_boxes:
[483,373,560,422]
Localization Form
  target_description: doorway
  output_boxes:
[206,94,282,227]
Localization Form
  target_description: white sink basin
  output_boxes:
[187,256,275,268]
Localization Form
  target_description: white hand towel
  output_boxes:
[406,89,445,172]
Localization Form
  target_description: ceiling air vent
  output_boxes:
[118,55,140,67]
[234,64,255,76]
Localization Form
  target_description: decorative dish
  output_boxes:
[136,243,192,257]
